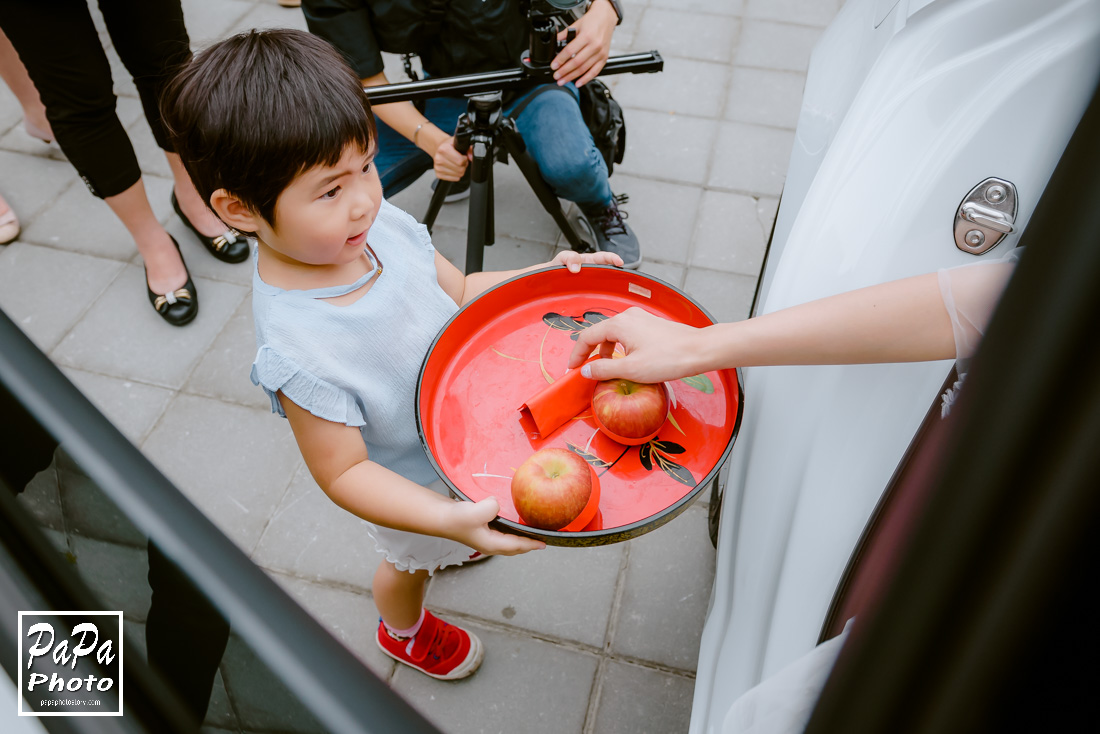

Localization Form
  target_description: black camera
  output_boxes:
[525,0,587,17]
[523,0,586,69]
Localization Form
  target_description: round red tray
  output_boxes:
[417,265,743,546]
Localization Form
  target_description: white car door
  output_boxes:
[691,1,1100,732]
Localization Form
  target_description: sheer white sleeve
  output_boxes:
[936,248,1021,416]
[937,249,1021,366]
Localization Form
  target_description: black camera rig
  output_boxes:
[363,0,662,273]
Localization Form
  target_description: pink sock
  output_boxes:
[383,609,426,639]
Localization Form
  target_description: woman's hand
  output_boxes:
[550,249,623,273]
[447,497,546,555]
[428,129,469,182]
[551,0,618,87]
[567,307,709,383]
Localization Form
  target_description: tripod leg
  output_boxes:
[499,123,591,253]
[487,155,495,247]
[423,179,452,232]
[465,139,493,273]
[466,179,489,273]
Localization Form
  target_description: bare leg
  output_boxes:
[103,179,187,294]
[373,562,430,629]
[166,153,231,238]
[0,27,52,142]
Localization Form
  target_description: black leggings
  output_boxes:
[0,0,191,198]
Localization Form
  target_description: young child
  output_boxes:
[162,29,622,680]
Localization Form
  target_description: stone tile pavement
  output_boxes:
[0,1,841,732]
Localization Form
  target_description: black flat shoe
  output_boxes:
[171,191,249,264]
[146,236,198,326]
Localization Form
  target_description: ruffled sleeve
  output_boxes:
[937,248,1021,364]
[250,344,366,426]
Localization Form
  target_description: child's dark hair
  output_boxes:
[162,29,377,228]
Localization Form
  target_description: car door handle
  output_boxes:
[962,203,1015,234]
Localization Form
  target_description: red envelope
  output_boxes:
[519,359,598,437]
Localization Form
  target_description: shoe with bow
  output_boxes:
[171,191,249,264]
[146,236,198,327]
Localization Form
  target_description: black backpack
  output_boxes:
[509,81,627,177]
[577,79,627,176]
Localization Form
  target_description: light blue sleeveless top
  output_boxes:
[250,199,458,485]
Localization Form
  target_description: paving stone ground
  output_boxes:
[1,1,841,732]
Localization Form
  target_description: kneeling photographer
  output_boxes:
[301,0,642,269]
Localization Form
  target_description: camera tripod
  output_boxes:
[363,15,662,273]
[425,90,585,274]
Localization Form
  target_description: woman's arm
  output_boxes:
[435,249,624,307]
[280,393,544,554]
[361,71,468,181]
[568,271,959,383]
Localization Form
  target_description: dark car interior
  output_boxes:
[807,78,1100,733]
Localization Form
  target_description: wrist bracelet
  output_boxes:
[413,122,425,147]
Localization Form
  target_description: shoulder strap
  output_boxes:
[508,84,573,120]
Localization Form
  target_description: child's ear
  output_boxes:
[210,189,263,233]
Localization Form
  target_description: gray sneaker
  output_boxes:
[430,174,471,203]
[579,195,641,269]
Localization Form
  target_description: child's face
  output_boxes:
[257,145,382,267]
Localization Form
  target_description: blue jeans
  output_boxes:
[374,83,614,210]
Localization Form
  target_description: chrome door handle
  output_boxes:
[962,203,1015,234]
[955,178,1018,254]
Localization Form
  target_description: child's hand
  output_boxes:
[448,497,546,555]
[550,250,624,273]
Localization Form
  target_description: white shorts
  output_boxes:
[364,479,476,575]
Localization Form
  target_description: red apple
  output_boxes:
[591,379,669,441]
[511,448,592,530]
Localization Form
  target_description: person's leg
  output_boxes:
[96,0,189,153]
[97,0,227,240]
[104,180,188,294]
[0,0,140,198]
[508,84,613,209]
[509,84,641,267]
[146,541,230,728]
[373,561,429,629]
[0,0,190,296]
[372,114,429,196]
[372,560,484,680]
[0,26,51,141]
[0,383,59,495]
[165,152,239,243]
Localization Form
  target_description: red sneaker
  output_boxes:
[376,611,484,680]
